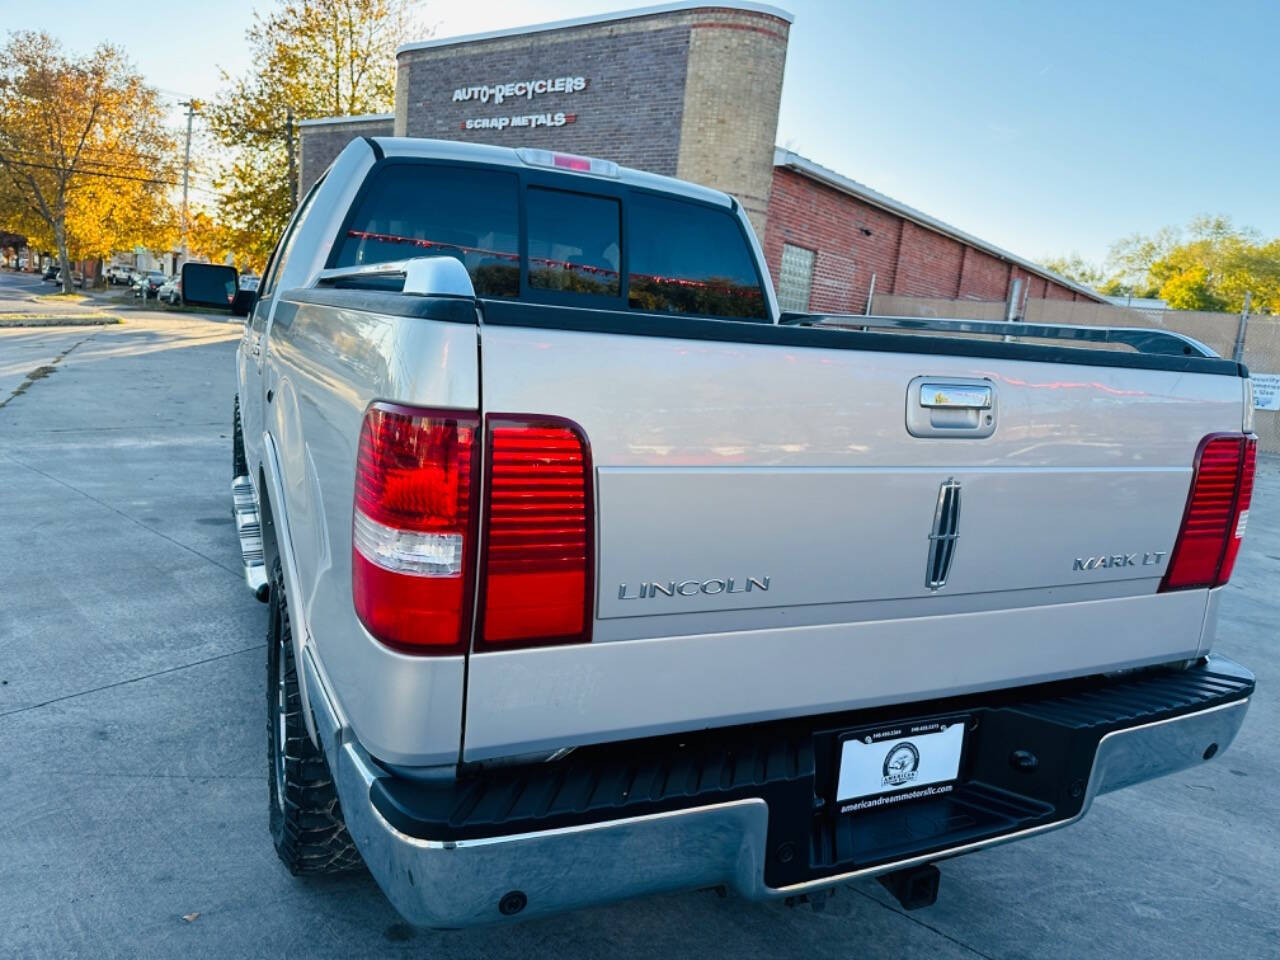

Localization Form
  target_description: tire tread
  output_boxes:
[267,559,361,875]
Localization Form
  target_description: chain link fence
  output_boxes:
[871,294,1278,453]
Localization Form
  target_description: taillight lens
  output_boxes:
[1216,437,1256,585]
[478,416,593,649]
[1160,434,1257,591]
[352,404,478,653]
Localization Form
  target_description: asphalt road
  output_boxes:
[1,273,1277,958]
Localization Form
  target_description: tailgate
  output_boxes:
[464,312,1245,761]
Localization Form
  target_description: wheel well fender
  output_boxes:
[257,465,280,575]
[257,440,321,751]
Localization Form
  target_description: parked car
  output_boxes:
[42,265,58,282]
[133,271,166,299]
[238,274,260,291]
[157,276,182,304]
[105,265,133,285]
[190,138,1257,930]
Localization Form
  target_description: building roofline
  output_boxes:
[772,147,1105,303]
[397,2,794,55]
[297,113,395,128]
[369,136,734,208]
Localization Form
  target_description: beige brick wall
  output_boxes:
[675,11,790,239]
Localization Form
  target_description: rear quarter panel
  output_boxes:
[265,300,479,766]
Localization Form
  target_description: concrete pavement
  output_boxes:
[0,282,1276,958]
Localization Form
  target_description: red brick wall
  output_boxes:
[894,221,964,297]
[762,167,1086,311]
[956,246,1008,300]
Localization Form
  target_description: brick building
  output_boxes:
[298,1,1101,310]
[765,150,1102,313]
[299,113,395,197]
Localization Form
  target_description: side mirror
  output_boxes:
[182,262,238,310]
[230,288,256,317]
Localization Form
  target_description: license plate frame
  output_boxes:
[835,714,969,813]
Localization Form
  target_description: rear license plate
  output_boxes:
[836,716,967,811]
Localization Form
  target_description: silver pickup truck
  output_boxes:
[189,136,1259,927]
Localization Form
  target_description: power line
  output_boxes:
[2,152,174,178]
[155,86,203,99]
[0,156,218,196]
[0,145,219,191]
[0,143,180,170]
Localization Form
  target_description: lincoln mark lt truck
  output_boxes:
[192,136,1258,927]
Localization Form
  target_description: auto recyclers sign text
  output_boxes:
[453,76,588,106]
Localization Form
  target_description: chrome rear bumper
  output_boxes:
[305,654,1251,928]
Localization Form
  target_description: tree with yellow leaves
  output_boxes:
[208,1,422,267]
[0,32,178,291]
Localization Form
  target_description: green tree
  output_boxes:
[1104,226,1179,299]
[1105,216,1280,313]
[1040,252,1106,290]
[0,32,178,290]
[1157,264,1226,311]
[208,0,422,265]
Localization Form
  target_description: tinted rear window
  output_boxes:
[333,164,520,297]
[627,194,766,320]
[526,187,621,298]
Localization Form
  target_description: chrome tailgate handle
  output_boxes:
[919,383,992,410]
[907,377,997,438]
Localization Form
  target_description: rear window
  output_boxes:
[627,194,766,320]
[333,164,520,297]
[526,187,621,298]
[331,163,765,319]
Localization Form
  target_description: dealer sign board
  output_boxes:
[1251,373,1280,411]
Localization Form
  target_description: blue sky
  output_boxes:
[3,0,1275,265]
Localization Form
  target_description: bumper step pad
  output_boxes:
[231,475,268,597]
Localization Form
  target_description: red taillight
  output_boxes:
[477,416,593,649]
[352,404,478,654]
[1216,437,1256,584]
[1160,434,1257,592]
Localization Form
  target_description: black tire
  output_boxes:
[266,559,361,875]
[232,395,248,479]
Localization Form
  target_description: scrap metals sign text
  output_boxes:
[463,113,576,131]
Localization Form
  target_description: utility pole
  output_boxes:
[284,107,297,209]
[1003,276,1024,342]
[1233,291,1252,364]
[178,99,200,264]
